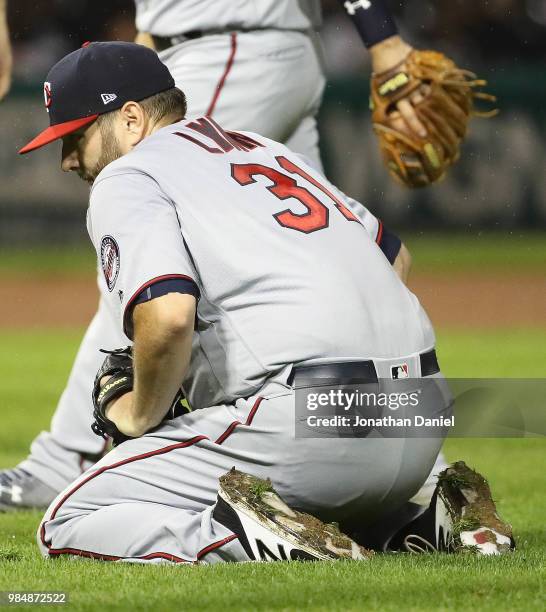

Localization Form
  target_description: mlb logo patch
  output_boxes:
[391,363,409,379]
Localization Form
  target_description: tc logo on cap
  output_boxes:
[43,82,52,112]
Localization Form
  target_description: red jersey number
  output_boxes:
[231,156,359,234]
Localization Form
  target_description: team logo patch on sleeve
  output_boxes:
[100,236,120,292]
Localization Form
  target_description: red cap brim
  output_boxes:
[18,115,99,154]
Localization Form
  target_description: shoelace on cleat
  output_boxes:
[403,534,438,554]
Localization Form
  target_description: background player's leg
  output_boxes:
[13,290,126,501]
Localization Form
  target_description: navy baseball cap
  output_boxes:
[19,41,175,154]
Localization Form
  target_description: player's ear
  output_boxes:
[118,101,146,144]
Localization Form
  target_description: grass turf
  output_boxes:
[0,328,544,610]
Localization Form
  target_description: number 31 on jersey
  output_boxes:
[231,156,359,234]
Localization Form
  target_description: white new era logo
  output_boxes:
[101,93,117,105]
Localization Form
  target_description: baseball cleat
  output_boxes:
[0,467,57,512]
[213,468,372,562]
[401,461,515,555]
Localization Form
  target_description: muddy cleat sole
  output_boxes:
[397,461,515,555]
[0,467,57,512]
[214,468,373,562]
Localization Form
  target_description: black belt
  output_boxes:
[152,27,304,52]
[287,349,440,388]
[152,31,204,52]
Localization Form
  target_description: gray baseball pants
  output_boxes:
[38,363,447,564]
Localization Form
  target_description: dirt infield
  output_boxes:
[409,272,545,328]
[1,272,544,330]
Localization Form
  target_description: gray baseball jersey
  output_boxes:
[134,0,322,36]
[19,1,448,509]
[87,117,434,409]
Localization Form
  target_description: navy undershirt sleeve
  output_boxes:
[338,0,398,48]
[376,221,402,264]
[132,278,200,306]
[124,277,200,339]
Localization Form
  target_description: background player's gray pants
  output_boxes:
[161,30,326,170]
[20,294,127,492]
[38,370,446,563]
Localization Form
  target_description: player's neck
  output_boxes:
[148,114,185,136]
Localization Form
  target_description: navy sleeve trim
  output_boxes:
[340,0,398,49]
[123,274,199,339]
[376,220,402,264]
[132,278,200,307]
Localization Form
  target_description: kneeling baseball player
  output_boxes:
[19,42,513,562]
